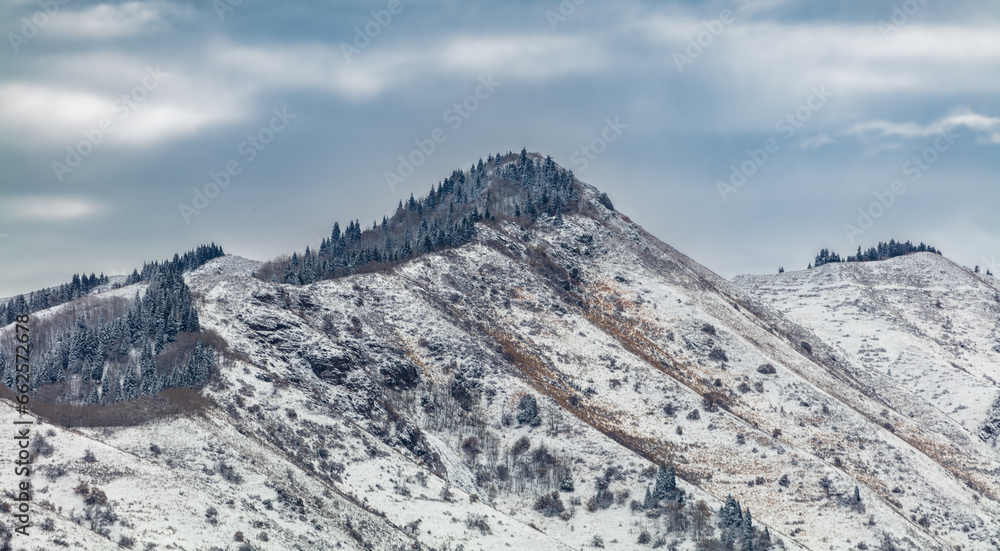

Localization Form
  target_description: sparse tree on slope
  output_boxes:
[653,464,676,500]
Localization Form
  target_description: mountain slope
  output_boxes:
[2,157,999,550]
[735,253,1000,444]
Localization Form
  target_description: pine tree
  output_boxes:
[140,342,156,395]
[653,464,676,500]
[722,495,742,528]
[0,349,10,390]
[742,509,755,551]
[100,367,111,404]
[153,326,165,354]
[122,363,138,400]
[88,357,103,383]
[402,228,412,257]
[68,314,91,375]
[643,486,654,509]
[86,385,99,405]
[559,470,574,492]
[185,340,212,388]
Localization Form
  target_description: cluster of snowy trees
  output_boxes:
[263,149,579,284]
[124,243,225,284]
[846,240,940,262]
[0,273,109,326]
[812,240,941,268]
[716,494,771,551]
[0,244,224,406]
[0,244,223,325]
[812,248,843,268]
[634,465,777,550]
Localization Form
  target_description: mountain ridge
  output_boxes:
[0,158,998,550]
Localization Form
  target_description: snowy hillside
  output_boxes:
[2,160,999,550]
[735,255,1000,470]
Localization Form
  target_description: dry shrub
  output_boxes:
[252,256,290,283]
[30,388,211,428]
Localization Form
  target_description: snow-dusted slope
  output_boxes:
[3,183,1000,550]
[735,255,1000,448]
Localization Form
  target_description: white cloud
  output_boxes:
[0,26,609,147]
[47,1,189,38]
[619,12,1000,136]
[206,33,609,100]
[631,16,1000,96]
[436,34,610,80]
[800,134,833,150]
[0,59,245,145]
[0,83,112,137]
[846,112,1000,145]
[207,42,385,99]
[2,197,109,221]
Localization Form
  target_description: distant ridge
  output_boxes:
[811,239,941,268]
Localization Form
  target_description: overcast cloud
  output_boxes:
[1,0,998,296]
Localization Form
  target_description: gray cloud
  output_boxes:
[0,0,997,296]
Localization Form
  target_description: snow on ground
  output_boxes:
[188,255,264,278]
[734,255,1000,446]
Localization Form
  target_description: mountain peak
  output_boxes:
[254,151,618,284]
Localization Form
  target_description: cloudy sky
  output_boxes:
[1,0,998,297]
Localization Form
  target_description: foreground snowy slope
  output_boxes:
[2,160,999,550]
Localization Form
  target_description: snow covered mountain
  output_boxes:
[2,156,999,551]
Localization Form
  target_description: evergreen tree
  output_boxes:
[654,464,676,500]
[185,340,212,388]
[87,357,103,383]
[85,385,99,405]
[516,395,539,426]
[0,349,10,390]
[742,509,754,551]
[721,495,742,529]
[100,367,111,404]
[122,363,138,400]
[813,248,842,267]
[140,342,156,395]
